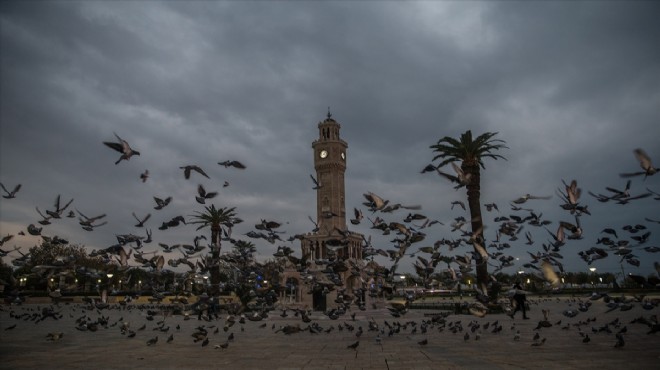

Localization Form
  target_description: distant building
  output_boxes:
[278,111,367,311]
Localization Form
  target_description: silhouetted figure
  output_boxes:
[509,282,529,319]
[197,292,210,320]
[208,295,219,319]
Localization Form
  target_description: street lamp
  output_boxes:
[589,267,596,286]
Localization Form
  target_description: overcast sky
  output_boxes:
[1,1,659,282]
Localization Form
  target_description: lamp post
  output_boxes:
[589,267,596,287]
[107,273,114,292]
[517,270,525,285]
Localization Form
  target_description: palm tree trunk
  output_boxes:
[462,161,489,294]
[210,225,221,294]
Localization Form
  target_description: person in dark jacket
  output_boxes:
[508,282,529,319]
[197,292,210,320]
[208,295,219,319]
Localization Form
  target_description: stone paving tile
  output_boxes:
[1,295,659,369]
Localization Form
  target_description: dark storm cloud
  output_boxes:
[1,1,659,278]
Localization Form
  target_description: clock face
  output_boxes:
[341,152,345,160]
[320,150,328,158]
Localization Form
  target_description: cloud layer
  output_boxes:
[1,1,659,280]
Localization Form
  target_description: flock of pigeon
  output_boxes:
[0,133,659,369]
[0,133,659,301]
[353,148,660,292]
[0,133,254,289]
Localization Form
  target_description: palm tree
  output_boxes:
[189,205,238,291]
[232,240,257,262]
[430,130,507,297]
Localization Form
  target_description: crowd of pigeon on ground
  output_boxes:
[1,291,659,354]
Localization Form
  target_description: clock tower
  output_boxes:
[274,110,373,311]
[311,110,348,233]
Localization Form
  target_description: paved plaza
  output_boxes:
[1,294,658,369]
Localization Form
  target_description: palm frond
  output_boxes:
[430,130,507,169]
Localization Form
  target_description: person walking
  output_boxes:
[208,294,219,319]
[197,292,210,320]
[508,282,529,319]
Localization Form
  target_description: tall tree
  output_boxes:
[225,240,260,310]
[430,130,507,297]
[189,205,238,292]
